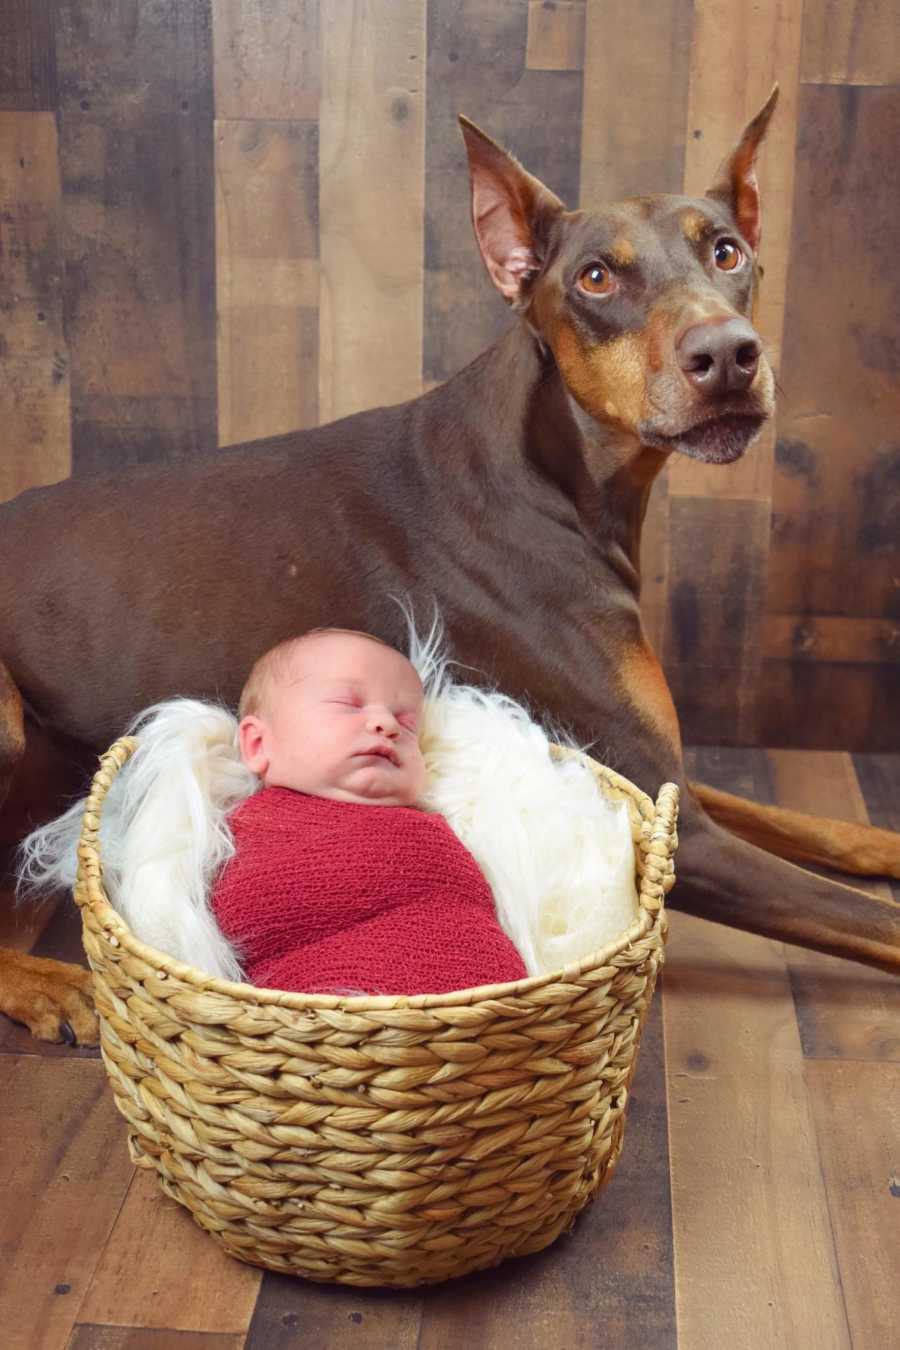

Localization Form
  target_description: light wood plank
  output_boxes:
[671,0,803,500]
[526,0,585,72]
[68,1327,244,1350]
[663,911,850,1349]
[318,0,426,422]
[213,0,319,120]
[78,1170,260,1335]
[216,118,319,445]
[0,1056,134,1350]
[580,0,692,203]
[765,749,900,1062]
[804,1059,900,1348]
[0,110,71,503]
[800,0,900,86]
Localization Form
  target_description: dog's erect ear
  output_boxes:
[706,85,779,254]
[459,116,564,305]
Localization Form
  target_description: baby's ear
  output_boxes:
[238,716,269,778]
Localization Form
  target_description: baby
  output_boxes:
[211,628,528,995]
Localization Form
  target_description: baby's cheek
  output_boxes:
[411,752,428,799]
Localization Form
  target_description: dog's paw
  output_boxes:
[0,948,99,1045]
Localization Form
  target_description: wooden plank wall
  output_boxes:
[1,0,898,750]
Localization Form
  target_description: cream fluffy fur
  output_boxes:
[19,627,638,983]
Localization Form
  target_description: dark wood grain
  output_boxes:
[0,1055,134,1350]
[762,83,900,751]
[245,1273,422,1350]
[803,1059,900,1349]
[665,746,852,1348]
[416,995,675,1350]
[664,497,770,745]
[800,0,900,85]
[0,0,57,112]
[54,0,217,472]
[762,748,900,1062]
[424,0,583,387]
[77,1171,261,1336]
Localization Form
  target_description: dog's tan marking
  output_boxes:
[619,641,682,751]
[694,784,900,879]
[611,237,636,267]
[555,325,648,433]
[681,209,708,243]
[0,662,25,775]
[0,948,98,1044]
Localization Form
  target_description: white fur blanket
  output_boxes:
[20,631,639,983]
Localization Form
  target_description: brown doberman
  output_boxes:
[1,91,898,1043]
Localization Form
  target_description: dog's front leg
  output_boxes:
[0,660,99,1044]
[672,789,900,973]
[0,947,98,1044]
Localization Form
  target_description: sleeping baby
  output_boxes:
[211,628,528,995]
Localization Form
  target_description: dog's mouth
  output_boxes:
[640,411,768,464]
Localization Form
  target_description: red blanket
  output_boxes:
[211,787,527,995]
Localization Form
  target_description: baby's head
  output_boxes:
[237,629,427,807]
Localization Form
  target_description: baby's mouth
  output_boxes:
[355,744,399,767]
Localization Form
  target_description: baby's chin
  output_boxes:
[331,761,422,807]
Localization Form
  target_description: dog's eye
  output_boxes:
[577,262,616,296]
[714,238,744,272]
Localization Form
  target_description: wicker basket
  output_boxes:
[74,736,678,1288]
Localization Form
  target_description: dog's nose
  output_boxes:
[676,317,761,396]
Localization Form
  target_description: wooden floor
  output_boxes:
[1,747,898,1350]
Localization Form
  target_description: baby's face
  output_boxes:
[239,633,427,806]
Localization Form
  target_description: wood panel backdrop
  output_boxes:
[1,0,898,750]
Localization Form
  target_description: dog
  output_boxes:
[1,89,898,1043]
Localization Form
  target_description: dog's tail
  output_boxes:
[17,699,257,981]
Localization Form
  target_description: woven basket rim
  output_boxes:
[75,736,678,1013]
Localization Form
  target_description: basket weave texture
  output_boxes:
[75,737,678,1287]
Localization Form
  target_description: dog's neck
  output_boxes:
[432,322,668,596]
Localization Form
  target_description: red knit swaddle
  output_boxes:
[211,786,527,995]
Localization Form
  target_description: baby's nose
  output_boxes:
[368,706,399,735]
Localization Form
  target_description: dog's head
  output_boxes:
[460,91,778,465]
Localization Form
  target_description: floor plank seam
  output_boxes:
[800,1060,855,1350]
